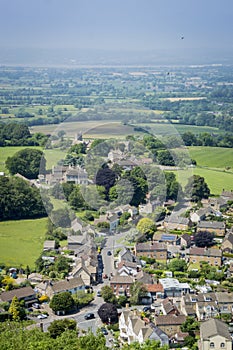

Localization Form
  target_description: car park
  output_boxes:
[84,313,95,320]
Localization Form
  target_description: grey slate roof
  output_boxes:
[200,318,231,340]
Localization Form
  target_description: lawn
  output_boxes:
[173,167,233,196]
[0,146,41,173]
[188,147,233,169]
[0,218,47,268]
[0,146,66,173]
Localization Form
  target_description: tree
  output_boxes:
[122,339,169,349]
[68,186,85,210]
[136,218,156,235]
[95,167,116,197]
[185,175,210,202]
[0,176,48,220]
[6,148,46,179]
[168,259,187,272]
[51,208,71,228]
[100,286,117,304]
[157,150,175,166]
[194,231,214,247]
[97,303,118,324]
[9,296,25,321]
[129,281,147,305]
[50,292,75,313]
[48,319,77,338]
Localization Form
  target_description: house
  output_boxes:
[221,190,233,201]
[163,216,191,231]
[117,159,136,171]
[0,286,37,306]
[221,232,233,253]
[110,276,134,297]
[197,221,226,236]
[139,199,162,215]
[134,242,167,263]
[144,283,165,300]
[159,278,191,298]
[117,261,139,277]
[153,233,180,245]
[27,273,43,283]
[71,218,83,233]
[188,246,222,266]
[180,233,192,248]
[118,247,139,264]
[190,207,222,223]
[71,257,97,285]
[35,277,85,298]
[64,166,88,185]
[67,232,89,251]
[215,292,233,316]
[180,292,217,320]
[154,315,186,337]
[43,240,56,251]
[108,150,124,162]
[199,318,232,350]
[94,213,120,232]
[119,310,169,346]
[161,298,180,315]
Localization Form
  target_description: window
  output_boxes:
[220,343,225,348]
[210,342,215,348]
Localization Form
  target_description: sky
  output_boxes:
[0,0,233,54]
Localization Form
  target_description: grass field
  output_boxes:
[135,123,222,135]
[0,146,66,173]
[174,167,233,195]
[0,218,47,268]
[0,146,42,173]
[188,147,233,169]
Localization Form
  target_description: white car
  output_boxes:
[37,314,48,319]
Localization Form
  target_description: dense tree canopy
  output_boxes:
[0,176,49,220]
[194,231,214,247]
[6,148,46,179]
[185,175,210,202]
[50,292,75,313]
[97,302,118,324]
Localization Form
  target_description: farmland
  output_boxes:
[188,146,233,169]
[0,146,66,173]
[0,218,47,268]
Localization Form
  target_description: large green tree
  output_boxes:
[50,292,75,313]
[0,176,49,220]
[185,175,210,202]
[129,281,148,305]
[48,319,77,338]
[6,148,46,179]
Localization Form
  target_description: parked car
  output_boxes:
[101,327,108,335]
[84,313,95,320]
[143,306,151,312]
[32,303,40,309]
[107,250,112,256]
[97,290,102,297]
[103,274,108,279]
[37,314,48,319]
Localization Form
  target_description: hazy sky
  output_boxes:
[1,0,233,51]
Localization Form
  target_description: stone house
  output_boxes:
[134,242,167,263]
[163,216,191,231]
[0,286,37,306]
[199,318,232,350]
[35,277,85,299]
[197,221,226,236]
[110,276,134,297]
[154,315,186,337]
[188,246,222,266]
[221,232,233,253]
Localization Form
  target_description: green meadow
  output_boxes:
[0,146,66,173]
[188,147,233,169]
[0,218,47,268]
